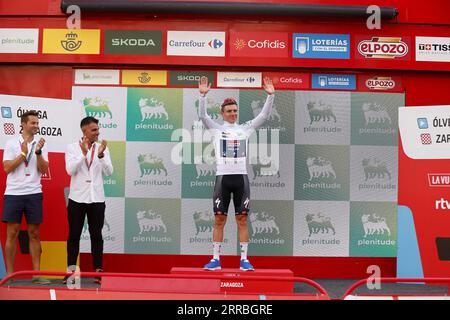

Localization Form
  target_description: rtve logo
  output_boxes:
[435,198,450,210]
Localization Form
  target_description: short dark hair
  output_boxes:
[21,110,39,124]
[221,98,238,112]
[80,116,99,128]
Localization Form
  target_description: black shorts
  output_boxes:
[2,193,43,224]
[213,174,250,215]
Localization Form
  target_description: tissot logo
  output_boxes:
[419,44,450,52]
[419,44,433,51]
[358,37,408,59]
[416,37,450,62]
[230,32,288,57]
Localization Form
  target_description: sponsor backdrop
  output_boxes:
[69,85,403,258]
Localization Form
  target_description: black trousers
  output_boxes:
[67,199,105,270]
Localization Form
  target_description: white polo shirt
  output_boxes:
[65,141,113,204]
[3,135,49,195]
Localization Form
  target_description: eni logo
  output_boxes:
[61,32,82,51]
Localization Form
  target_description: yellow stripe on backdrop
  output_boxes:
[42,29,101,54]
[40,241,79,279]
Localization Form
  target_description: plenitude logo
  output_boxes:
[0,28,39,53]
[230,32,288,57]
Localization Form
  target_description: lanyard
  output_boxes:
[85,143,96,172]
[20,141,36,168]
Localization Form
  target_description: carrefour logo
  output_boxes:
[209,38,223,49]
[358,37,408,59]
[167,31,225,57]
[217,72,262,88]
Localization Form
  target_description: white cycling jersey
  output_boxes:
[198,94,274,175]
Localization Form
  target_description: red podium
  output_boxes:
[170,267,294,294]
[100,268,294,294]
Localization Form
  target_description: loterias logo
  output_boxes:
[105,30,162,55]
[365,77,396,90]
[230,32,288,58]
[357,37,408,59]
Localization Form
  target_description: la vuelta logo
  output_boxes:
[358,37,408,58]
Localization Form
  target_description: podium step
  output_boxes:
[101,276,220,294]
[171,267,294,294]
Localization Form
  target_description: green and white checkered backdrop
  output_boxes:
[73,86,403,258]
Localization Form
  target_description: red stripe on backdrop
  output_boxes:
[80,253,396,278]
[0,66,73,100]
[1,0,450,25]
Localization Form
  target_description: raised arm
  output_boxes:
[198,76,221,130]
[98,141,113,176]
[249,77,276,130]
[65,143,85,176]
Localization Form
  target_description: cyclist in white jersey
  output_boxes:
[198,76,275,271]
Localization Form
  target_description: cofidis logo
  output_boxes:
[230,32,288,58]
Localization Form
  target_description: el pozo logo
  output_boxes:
[365,77,396,90]
[358,37,408,59]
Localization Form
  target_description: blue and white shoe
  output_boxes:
[240,259,254,271]
[204,259,221,270]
